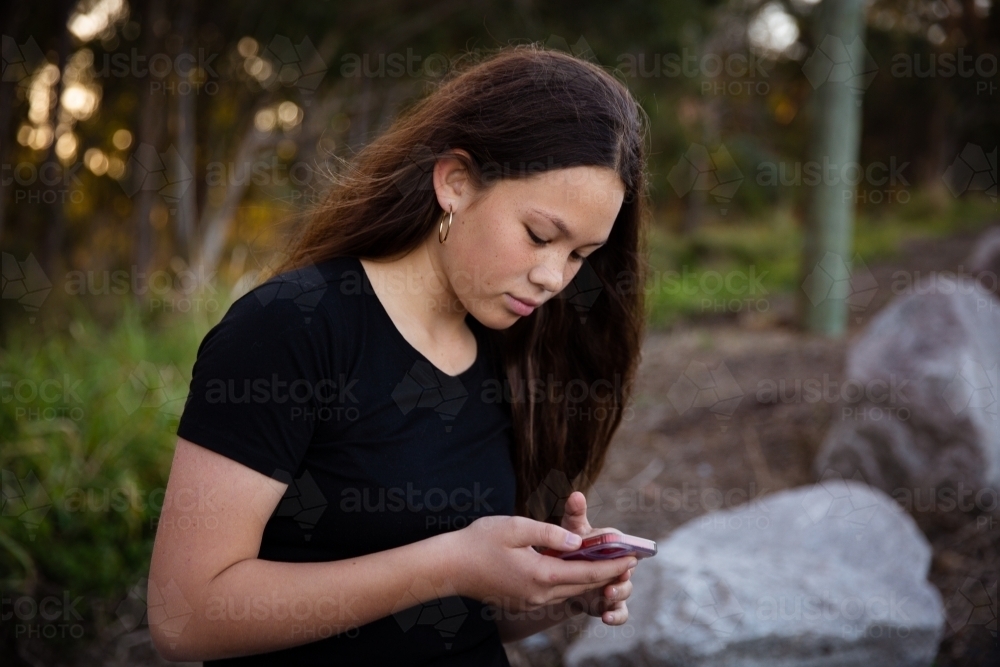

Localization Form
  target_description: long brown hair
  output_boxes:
[259,43,650,521]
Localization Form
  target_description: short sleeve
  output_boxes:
[176,287,334,481]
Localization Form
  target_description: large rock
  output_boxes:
[814,274,1000,506]
[968,225,1000,298]
[564,480,943,667]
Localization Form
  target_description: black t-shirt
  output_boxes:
[175,255,516,666]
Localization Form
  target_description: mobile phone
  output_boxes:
[538,531,657,561]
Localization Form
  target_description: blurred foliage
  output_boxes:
[0,295,227,649]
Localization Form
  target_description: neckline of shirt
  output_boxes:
[348,255,482,381]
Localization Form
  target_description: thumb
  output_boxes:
[561,491,592,534]
[516,516,584,551]
[549,523,585,551]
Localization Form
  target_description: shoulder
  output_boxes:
[203,256,366,353]
[250,255,366,317]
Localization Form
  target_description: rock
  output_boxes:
[564,481,942,667]
[813,275,1000,510]
[968,225,1000,298]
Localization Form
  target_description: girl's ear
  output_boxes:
[433,148,473,211]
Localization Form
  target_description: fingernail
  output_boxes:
[565,533,582,548]
[629,558,638,567]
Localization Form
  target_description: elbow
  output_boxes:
[147,556,204,661]
[150,621,202,663]
[146,592,201,662]
[149,624,184,663]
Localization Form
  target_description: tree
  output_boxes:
[799,0,871,337]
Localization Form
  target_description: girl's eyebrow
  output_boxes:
[528,208,608,247]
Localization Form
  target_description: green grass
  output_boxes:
[0,295,223,643]
[644,194,997,329]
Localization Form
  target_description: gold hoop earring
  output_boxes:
[438,205,454,244]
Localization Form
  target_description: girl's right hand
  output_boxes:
[449,514,638,614]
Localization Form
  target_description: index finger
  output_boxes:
[540,554,638,587]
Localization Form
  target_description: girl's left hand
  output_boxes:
[559,491,636,625]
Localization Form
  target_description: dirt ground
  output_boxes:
[505,228,1000,667]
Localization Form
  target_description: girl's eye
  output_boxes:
[526,228,547,246]
[527,227,585,262]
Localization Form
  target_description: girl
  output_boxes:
[149,43,650,666]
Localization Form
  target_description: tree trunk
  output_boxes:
[132,0,166,295]
[0,4,32,247]
[39,0,75,278]
[173,0,198,262]
[799,0,868,337]
[193,122,271,279]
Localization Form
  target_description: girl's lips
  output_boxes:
[505,293,536,316]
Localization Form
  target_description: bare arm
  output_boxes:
[148,438,463,662]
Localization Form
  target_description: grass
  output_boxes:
[643,193,997,329]
[0,294,222,649]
